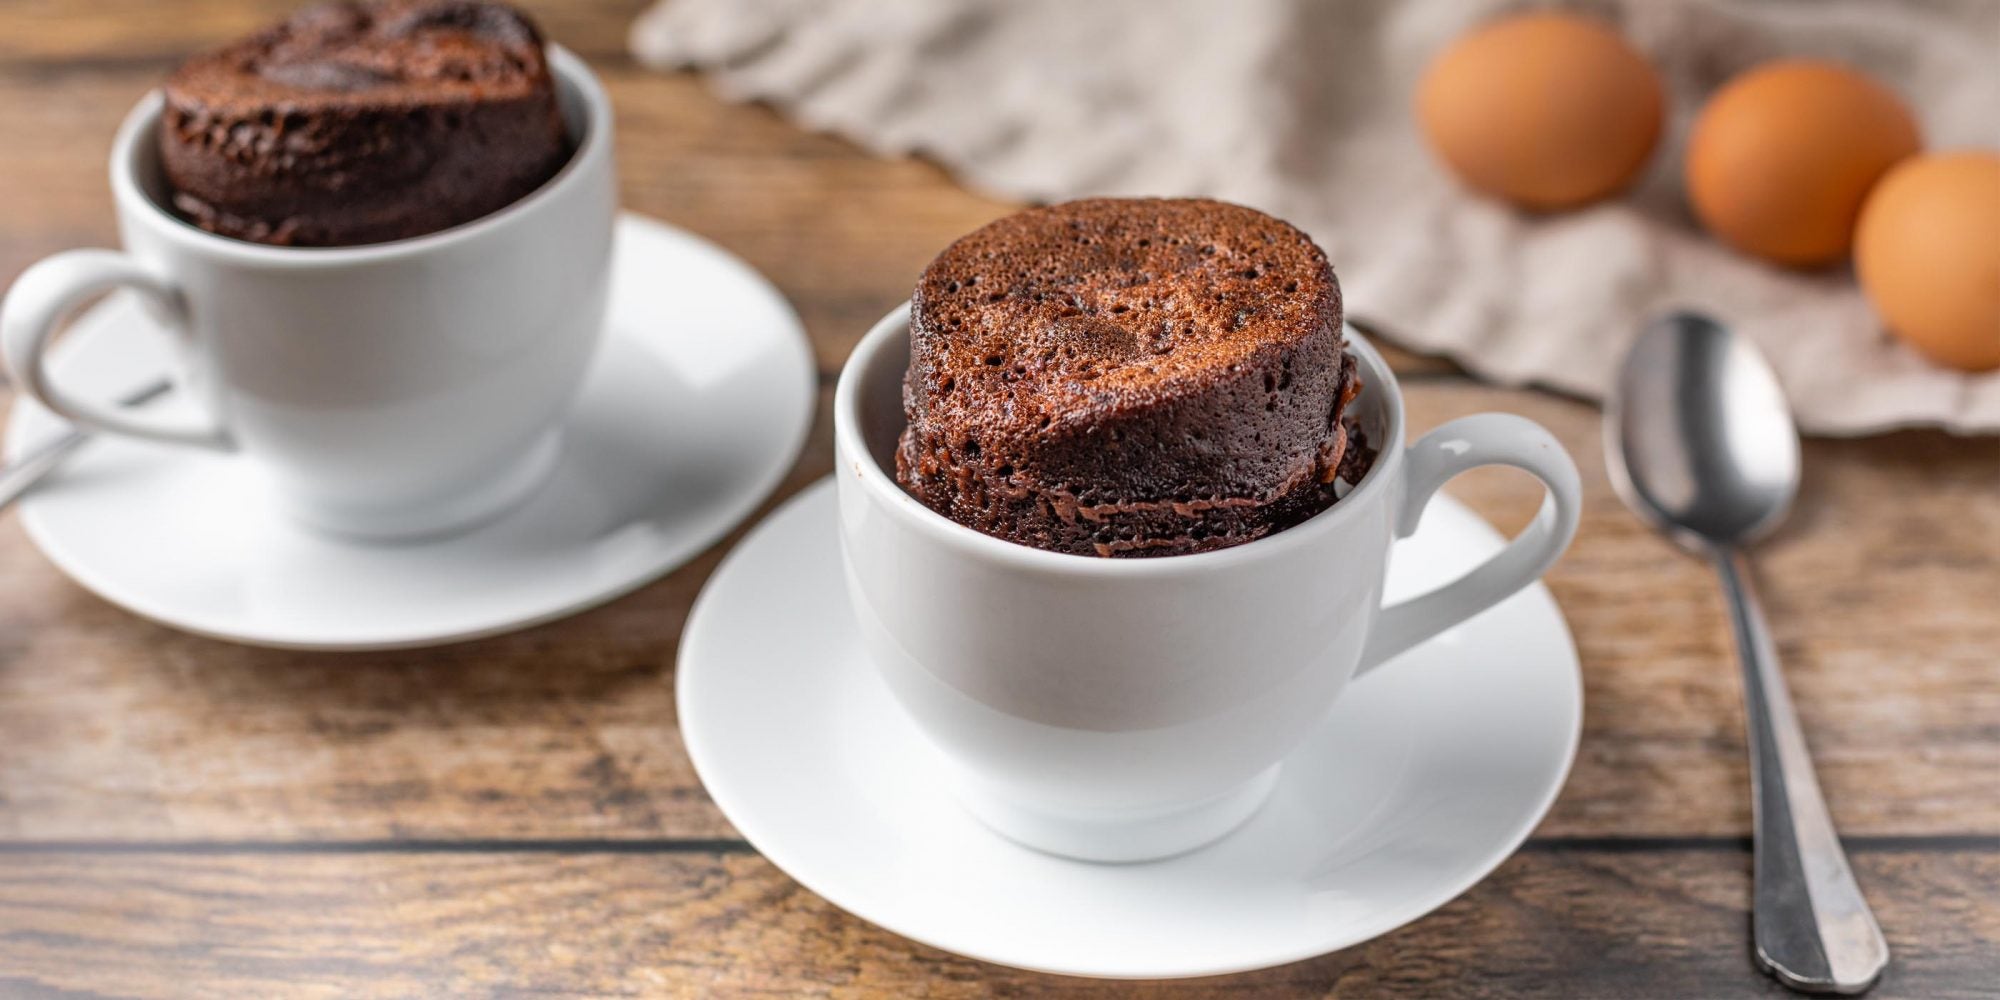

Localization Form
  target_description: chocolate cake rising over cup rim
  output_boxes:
[898,197,1364,557]
[159,0,571,247]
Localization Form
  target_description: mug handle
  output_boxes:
[1356,413,1582,676]
[2,249,232,449]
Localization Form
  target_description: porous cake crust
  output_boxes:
[898,197,1360,557]
[160,0,570,247]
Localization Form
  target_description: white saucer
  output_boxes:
[3,214,815,650]
[679,479,1582,979]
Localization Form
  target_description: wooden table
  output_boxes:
[2,2,1995,996]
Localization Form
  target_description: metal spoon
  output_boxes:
[0,377,172,511]
[1607,311,1888,994]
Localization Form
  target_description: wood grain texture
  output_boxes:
[1,1,1997,997]
[1,847,1996,999]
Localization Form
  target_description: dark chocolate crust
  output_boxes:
[159,0,570,247]
[897,197,1359,557]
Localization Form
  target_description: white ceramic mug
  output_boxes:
[1,48,616,540]
[834,305,1582,861]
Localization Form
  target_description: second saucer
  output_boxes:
[3,214,815,649]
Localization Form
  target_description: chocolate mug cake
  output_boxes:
[898,197,1369,557]
[159,0,571,247]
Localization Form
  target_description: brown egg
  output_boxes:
[1685,61,1921,267]
[1417,12,1664,211]
[1855,151,2000,372]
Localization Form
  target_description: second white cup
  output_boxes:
[1,47,617,540]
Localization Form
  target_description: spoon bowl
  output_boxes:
[1607,311,1800,551]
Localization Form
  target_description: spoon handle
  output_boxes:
[1714,549,1888,995]
[0,377,172,512]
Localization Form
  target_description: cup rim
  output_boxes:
[834,302,1409,577]
[108,45,610,266]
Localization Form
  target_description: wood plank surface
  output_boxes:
[1,2,1996,997]
[1,847,1995,999]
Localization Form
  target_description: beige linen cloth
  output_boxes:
[631,0,2000,435]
